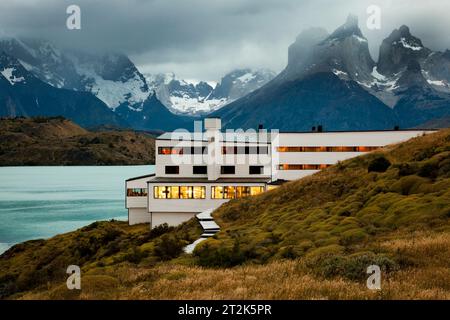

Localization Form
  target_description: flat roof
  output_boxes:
[157,132,272,143]
[157,129,437,141]
[147,176,271,184]
[126,173,155,182]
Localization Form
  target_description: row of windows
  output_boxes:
[154,186,206,199]
[158,146,207,155]
[153,186,265,199]
[164,165,264,175]
[211,186,265,199]
[158,146,269,155]
[127,188,148,197]
[276,146,380,152]
[277,164,332,170]
[222,146,269,154]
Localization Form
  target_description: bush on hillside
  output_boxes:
[153,234,185,261]
[306,252,398,280]
[368,156,391,173]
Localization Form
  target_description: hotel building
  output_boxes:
[126,118,432,227]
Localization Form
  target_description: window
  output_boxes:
[250,186,265,195]
[158,147,183,155]
[221,166,235,174]
[276,146,380,152]
[211,186,265,199]
[258,146,269,154]
[193,166,207,174]
[249,166,263,175]
[277,164,331,170]
[165,166,179,174]
[224,186,236,199]
[127,188,148,197]
[222,146,269,154]
[159,146,207,155]
[153,186,205,199]
[212,186,224,199]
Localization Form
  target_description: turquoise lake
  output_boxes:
[0,166,154,254]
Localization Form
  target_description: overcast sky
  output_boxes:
[0,0,449,81]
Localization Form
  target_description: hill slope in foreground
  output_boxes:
[0,117,155,165]
[1,129,449,299]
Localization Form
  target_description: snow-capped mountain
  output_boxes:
[0,52,125,127]
[146,69,275,115]
[213,15,450,130]
[0,38,151,111]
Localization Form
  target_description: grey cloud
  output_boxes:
[0,0,449,81]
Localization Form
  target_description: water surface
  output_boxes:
[0,166,154,254]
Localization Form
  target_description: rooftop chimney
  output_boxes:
[204,118,221,132]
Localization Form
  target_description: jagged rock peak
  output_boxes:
[326,14,364,40]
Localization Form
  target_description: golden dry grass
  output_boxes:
[17,232,450,300]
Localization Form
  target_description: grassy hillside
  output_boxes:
[0,220,202,299]
[0,129,449,299]
[195,130,450,269]
[0,117,155,165]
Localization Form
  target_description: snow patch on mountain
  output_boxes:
[1,67,26,85]
[72,60,150,110]
[145,68,275,115]
[399,37,422,51]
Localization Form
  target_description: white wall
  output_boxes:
[126,176,151,209]
[148,182,266,213]
[151,212,197,228]
[272,130,431,181]
[155,139,271,179]
[129,208,151,225]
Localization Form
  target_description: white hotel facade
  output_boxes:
[126,118,432,227]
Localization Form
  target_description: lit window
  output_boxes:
[153,186,205,199]
[212,186,265,199]
[193,186,206,199]
[236,186,250,198]
[179,186,192,199]
[276,146,381,152]
[212,186,224,199]
[127,188,148,197]
[277,164,332,170]
[159,146,207,155]
[154,186,171,199]
[250,186,265,196]
[224,186,236,199]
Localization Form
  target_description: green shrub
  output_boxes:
[307,253,398,280]
[418,161,439,179]
[391,175,429,195]
[339,229,368,246]
[194,238,246,267]
[153,234,185,261]
[148,223,174,239]
[123,246,147,264]
[368,156,391,173]
[397,163,416,176]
